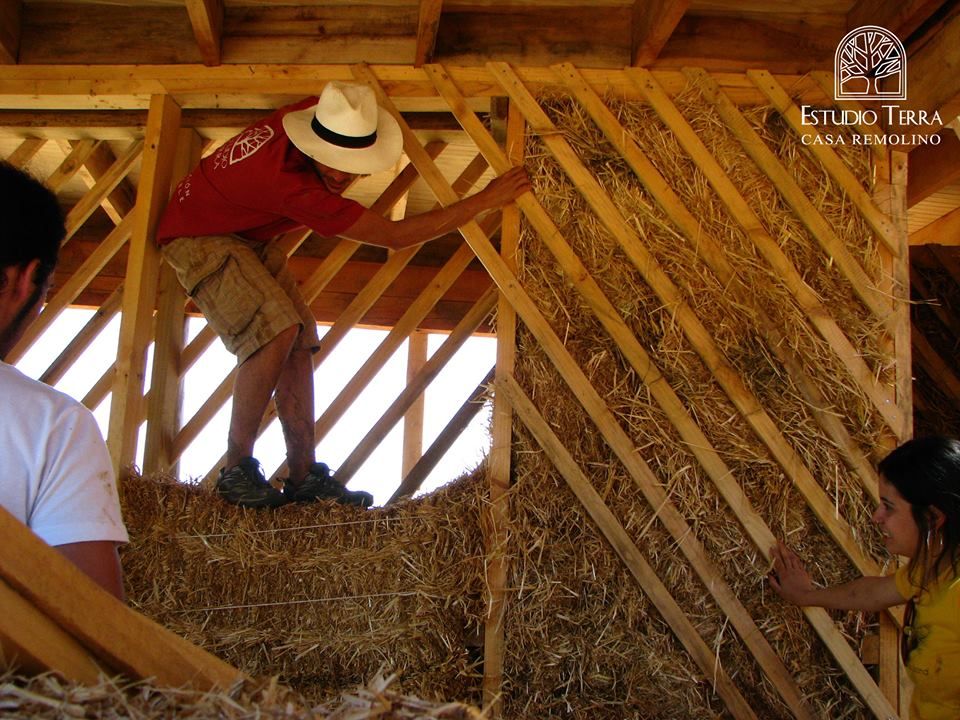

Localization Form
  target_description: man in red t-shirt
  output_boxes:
[157,81,529,509]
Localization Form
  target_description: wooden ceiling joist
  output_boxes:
[630,0,689,67]
[415,0,443,67]
[186,0,224,67]
[0,0,20,64]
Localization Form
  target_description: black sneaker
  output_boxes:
[283,462,374,507]
[216,457,287,508]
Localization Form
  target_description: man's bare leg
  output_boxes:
[226,324,298,468]
[274,341,316,484]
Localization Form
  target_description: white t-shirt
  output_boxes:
[0,361,128,547]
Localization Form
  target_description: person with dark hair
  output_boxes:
[0,162,128,600]
[770,436,960,719]
[157,81,529,509]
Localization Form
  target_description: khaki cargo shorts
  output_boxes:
[161,234,321,364]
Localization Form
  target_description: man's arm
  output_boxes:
[341,166,530,249]
[769,540,906,611]
[55,541,126,601]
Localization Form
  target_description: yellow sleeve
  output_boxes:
[893,564,917,600]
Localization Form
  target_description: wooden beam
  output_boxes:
[337,288,497,487]
[64,139,139,226]
[630,0,689,66]
[847,0,945,40]
[401,330,428,476]
[4,137,43,168]
[414,0,443,67]
[63,140,143,241]
[903,8,960,127]
[913,324,960,404]
[0,65,822,110]
[481,94,522,718]
[143,128,200,477]
[0,578,103,683]
[389,366,493,505]
[908,130,960,206]
[44,139,97,194]
[0,505,244,689]
[910,203,960,245]
[40,286,122,387]
[499,373,759,720]
[107,94,181,475]
[0,0,21,64]
[185,0,223,67]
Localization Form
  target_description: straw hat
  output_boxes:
[282,81,403,175]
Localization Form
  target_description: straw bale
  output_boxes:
[0,669,482,718]
[120,469,488,706]
[501,87,895,718]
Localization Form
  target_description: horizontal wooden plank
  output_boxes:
[0,65,819,109]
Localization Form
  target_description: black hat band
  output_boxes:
[311,116,377,149]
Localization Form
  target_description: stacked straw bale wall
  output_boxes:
[499,91,894,718]
[118,79,904,719]
[120,472,489,705]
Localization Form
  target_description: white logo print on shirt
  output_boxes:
[213,125,275,169]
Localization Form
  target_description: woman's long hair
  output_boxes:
[878,436,960,592]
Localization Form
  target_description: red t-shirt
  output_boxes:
[156,97,366,244]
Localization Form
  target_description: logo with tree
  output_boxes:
[834,25,906,101]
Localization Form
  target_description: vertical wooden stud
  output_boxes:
[402,330,428,478]
[107,94,181,475]
[482,96,522,716]
[144,127,199,477]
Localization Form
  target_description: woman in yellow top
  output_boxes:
[770,436,960,720]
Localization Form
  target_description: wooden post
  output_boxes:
[482,95,522,716]
[107,93,181,476]
[402,330,428,478]
[873,144,912,713]
[144,128,200,477]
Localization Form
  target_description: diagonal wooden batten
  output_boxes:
[489,61,880,576]
[912,325,960,404]
[335,287,498,485]
[63,139,138,226]
[685,68,897,333]
[625,67,902,433]
[426,61,827,719]
[746,69,900,256]
[0,506,245,690]
[6,212,134,364]
[498,373,759,720]
[5,137,46,168]
[83,309,158,414]
[390,365,494,505]
[44,138,97,193]
[63,139,143,241]
[912,266,960,340]
[0,577,104,684]
[269,239,483,483]
[551,62,881,504]
[40,285,123,387]
[359,62,820,720]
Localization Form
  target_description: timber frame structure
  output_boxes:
[3,2,960,719]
